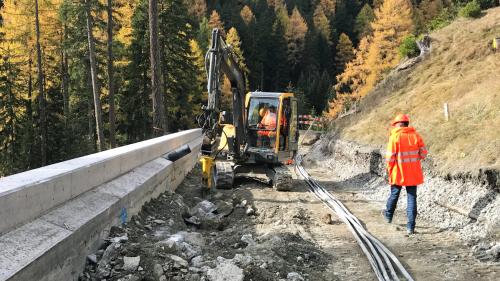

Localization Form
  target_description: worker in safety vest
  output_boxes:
[382,114,427,235]
[257,107,277,147]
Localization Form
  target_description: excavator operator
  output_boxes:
[257,106,277,148]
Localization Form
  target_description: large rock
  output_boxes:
[206,261,244,281]
[301,132,321,146]
[122,256,141,271]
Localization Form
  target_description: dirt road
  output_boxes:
[80,157,499,281]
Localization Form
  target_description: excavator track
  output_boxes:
[269,164,293,191]
[215,161,234,189]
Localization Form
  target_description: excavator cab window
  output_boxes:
[246,97,279,149]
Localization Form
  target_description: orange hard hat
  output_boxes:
[391,114,410,126]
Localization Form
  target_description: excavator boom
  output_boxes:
[202,28,246,159]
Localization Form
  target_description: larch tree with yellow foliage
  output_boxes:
[240,5,255,26]
[285,7,308,78]
[362,0,413,97]
[329,36,371,117]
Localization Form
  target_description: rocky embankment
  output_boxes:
[304,136,500,263]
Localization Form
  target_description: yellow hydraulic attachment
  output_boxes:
[200,155,215,189]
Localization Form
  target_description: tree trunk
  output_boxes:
[148,0,167,136]
[107,0,116,147]
[27,52,34,169]
[34,0,46,165]
[61,26,70,126]
[86,61,94,144]
[85,0,106,151]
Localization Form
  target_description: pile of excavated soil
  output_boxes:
[79,168,332,281]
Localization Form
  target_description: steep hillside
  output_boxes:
[330,7,500,175]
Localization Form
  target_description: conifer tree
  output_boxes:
[189,39,207,102]
[285,7,308,76]
[120,0,151,142]
[240,5,255,26]
[313,5,331,42]
[185,0,206,20]
[329,36,371,117]
[208,10,225,35]
[418,0,444,24]
[334,33,355,74]
[197,17,210,51]
[226,27,249,76]
[354,3,375,40]
[159,0,201,130]
[318,0,336,17]
[363,0,413,96]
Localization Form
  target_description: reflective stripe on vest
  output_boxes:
[386,157,421,163]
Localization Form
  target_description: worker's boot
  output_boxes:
[382,209,392,223]
[407,228,415,235]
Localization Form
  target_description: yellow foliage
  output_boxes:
[240,5,255,26]
[328,0,413,118]
[116,0,138,46]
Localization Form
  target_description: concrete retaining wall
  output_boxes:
[0,129,202,281]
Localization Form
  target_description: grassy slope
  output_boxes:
[332,7,500,174]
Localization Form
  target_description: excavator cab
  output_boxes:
[245,92,298,164]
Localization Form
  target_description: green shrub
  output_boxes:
[399,35,420,58]
[459,1,482,18]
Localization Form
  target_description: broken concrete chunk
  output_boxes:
[207,261,244,281]
[86,254,97,264]
[190,256,205,268]
[122,256,141,271]
[167,254,189,268]
[109,235,128,244]
[190,200,217,216]
[184,232,206,247]
[185,216,201,225]
[232,254,253,267]
[287,272,305,281]
[153,219,166,225]
[215,200,234,217]
[96,242,120,278]
[245,207,255,216]
[241,234,256,246]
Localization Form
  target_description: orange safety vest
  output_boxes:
[257,112,277,137]
[385,127,427,186]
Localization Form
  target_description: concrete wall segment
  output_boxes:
[0,129,201,236]
[0,131,201,281]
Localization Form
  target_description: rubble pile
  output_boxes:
[79,178,330,281]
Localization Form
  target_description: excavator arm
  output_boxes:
[200,28,247,158]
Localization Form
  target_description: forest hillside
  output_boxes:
[329,7,500,175]
[1,0,499,176]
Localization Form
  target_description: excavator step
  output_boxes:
[215,161,234,189]
[268,164,293,191]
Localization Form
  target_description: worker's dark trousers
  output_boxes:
[385,185,417,231]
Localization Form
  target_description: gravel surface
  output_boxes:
[78,139,499,280]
